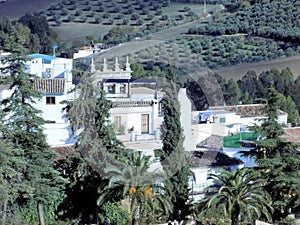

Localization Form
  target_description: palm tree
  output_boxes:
[98,151,173,225]
[201,168,273,225]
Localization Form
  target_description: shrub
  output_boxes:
[98,201,131,225]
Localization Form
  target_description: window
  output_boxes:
[120,84,126,93]
[46,96,56,105]
[107,84,115,93]
[219,117,226,123]
[114,116,121,130]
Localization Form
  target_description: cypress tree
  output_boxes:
[160,65,192,221]
[0,26,67,225]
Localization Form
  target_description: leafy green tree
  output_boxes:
[241,87,300,221]
[131,63,147,78]
[278,94,300,125]
[238,70,259,103]
[201,168,273,225]
[55,154,109,224]
[274,68,294,96]
[0,25,67,225]
[291,76,300,113]
[224,78,242,105]
[19,13,60,54]
[160,65,192,221]
[103,26,136,44]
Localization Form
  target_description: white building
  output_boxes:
[92,57,163,139]
[27,54,74,123]
[73,43,112,59]
[0,53,76,146]
[28,54,75,146]
[192,104,288,145]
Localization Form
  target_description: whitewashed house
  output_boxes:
[92,57,163,139]
[192,104,288,145]
[0,53,76,146]
[27,54,76,146]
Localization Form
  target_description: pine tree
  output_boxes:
[241,87,300,221]
[160,65,192,221]
[0,26,67,225]
[0,136,27,224]
[224,78,242,105]
[278,94,300,125]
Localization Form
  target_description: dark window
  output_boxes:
[120,84,126,93]
[107,84,115,93]
[46,96,56,105]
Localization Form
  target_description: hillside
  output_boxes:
[215,55,300,80]
[2,0,300,82]
[0,0,62,20]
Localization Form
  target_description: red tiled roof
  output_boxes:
[210,104,287,117]
[52,144,75,159]
[283,127,300,143]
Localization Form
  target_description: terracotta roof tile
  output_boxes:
[210,104,286,117]
[34,78,65,94]
[52,144,75,159]
[283,127,300,143]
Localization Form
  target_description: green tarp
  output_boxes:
[223,132,257,148]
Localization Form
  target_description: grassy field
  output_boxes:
[52,22,114,42]
[0,0,62,20]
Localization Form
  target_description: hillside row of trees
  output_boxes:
[178,36,300,69]
[40,0,198,29]
[184,0,300,68]
[188,0,300,42]
[170,0,237,4]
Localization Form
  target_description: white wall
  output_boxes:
[33,95,67,123]
[43,123,76,146]
[192,123,228,144]
[111,106,154,134]
[178,88,197,151]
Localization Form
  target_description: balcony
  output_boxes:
[111,100,153,108]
